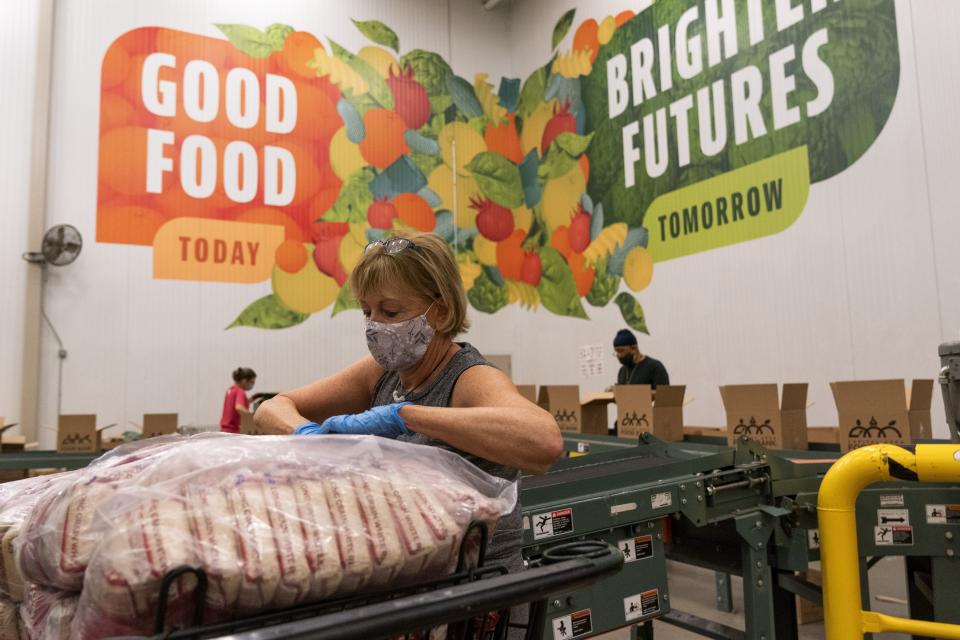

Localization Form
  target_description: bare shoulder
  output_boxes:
[451,364,529,408]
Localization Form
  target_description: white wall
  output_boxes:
[17,0,960,444]
[0,2,47,432]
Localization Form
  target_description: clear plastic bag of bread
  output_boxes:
[0,472,77,603]
[17,433,516,639]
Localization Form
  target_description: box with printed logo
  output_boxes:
[538,385,582,433]
[614,385,686,441]
[830,379,933,452]
[719,384,809,450]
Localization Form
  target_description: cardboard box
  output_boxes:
[538,385,581,433]
[719,384,809,450]
[142,413,179,439]
[581,392,614,434]
[516,385,537,404]
[57,414,98,453]
[654,385,687,441]
[614,385,652,439]
[830,379,933,452]
[614,385,686,441]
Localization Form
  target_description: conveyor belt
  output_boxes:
[523,447,696,490]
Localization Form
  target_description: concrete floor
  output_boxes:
[595,557,911,639]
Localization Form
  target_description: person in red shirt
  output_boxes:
[220,367,256,433]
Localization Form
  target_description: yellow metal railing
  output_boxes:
[818,444,960,639]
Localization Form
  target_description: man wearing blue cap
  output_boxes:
[613,329,669,388]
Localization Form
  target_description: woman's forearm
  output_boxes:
[399,404,563,474]
[253,395,305,435]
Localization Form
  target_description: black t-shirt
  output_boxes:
[617,355,669,388]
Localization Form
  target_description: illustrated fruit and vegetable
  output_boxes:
[99,12,654,333]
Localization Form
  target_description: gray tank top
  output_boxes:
[371,343,523,571]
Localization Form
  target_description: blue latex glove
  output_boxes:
[320,402,412,438]
[294,421,328,435]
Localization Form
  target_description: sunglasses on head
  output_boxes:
[364,237,422,255]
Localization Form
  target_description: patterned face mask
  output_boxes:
[364,302,436,371]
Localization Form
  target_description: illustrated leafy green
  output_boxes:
[331,285,360,317]
[447,74,483,118]
[519,149,542,207]
[552,9,576,51]
[215,24,291,58]
[326,167,376,223]
[428,95,453,115]
[349,56,394,109]
[326,37,354,61]
[352,19,399,52]
[614,292,648,334]
[538,247,588,319]
[538,145,579,180]
[585,258,619,307]
[399,49,454,96]
[468,270,508,314]
[467,152,524,208]
[228,295,309,330]
[498,77,521,112]
[554,131,592,157]
[410,152,441,179]
[265,24,295,51]
[517,65,547,119]
[371,155,427,199]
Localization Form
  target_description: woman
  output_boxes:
[255,231,562,582]
[220,367,256,433]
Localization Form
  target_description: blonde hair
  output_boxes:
[349,231,470,337]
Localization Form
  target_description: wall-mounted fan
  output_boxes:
[22,224,83,266]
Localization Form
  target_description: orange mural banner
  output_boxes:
[97,26,341,281]
[153,218,283,282]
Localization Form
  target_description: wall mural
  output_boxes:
[95,0,899,332]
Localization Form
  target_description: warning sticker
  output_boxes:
[880,494,905,507]
[533,508,574,540]
[552,608,592,639]
[874,524,913,546]
[808,529,820,550]
[926,504,960,524]
[619,534,654,563]
[650,491,672,509]
[877,508,910,526]
[624,588,661,621]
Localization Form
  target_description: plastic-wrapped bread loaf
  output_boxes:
[290,473,342,600]
[0,474,72,602]
[323,474,374,593]
[184,483,242,611]
[84,494,198,620]
[260,474,311,609]
[28,434,517,639]
[19,584,78,640]
[226,473,283,611]
[0,596,17,640]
